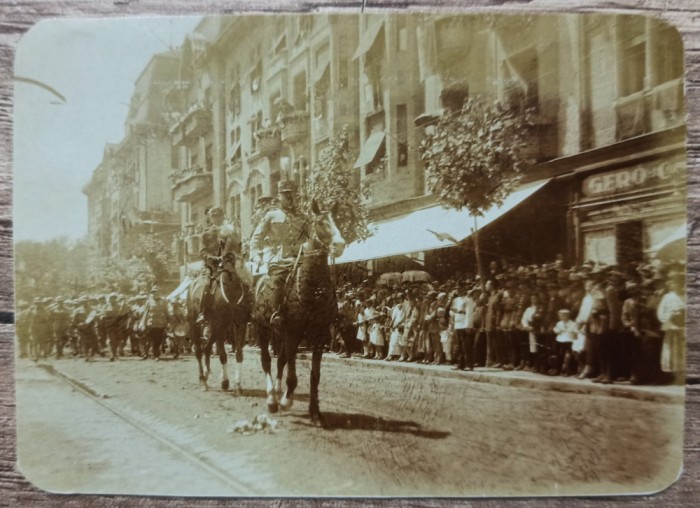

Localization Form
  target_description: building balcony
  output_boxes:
[170,104,212,147]
[170,166,213,203]
[250,127,282,159]
[280,111,310,144]
[614,78,684,141]
[226,160,243,179]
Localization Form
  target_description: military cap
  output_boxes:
[277,180,295,194]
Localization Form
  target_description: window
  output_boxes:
[171,146,180,169]
[620,17,646,96]
[251,111,263,151]
[205,145,213,173]
[365,27,385,111]
[365,142,385,176]
[502,47,538,111]
[338,36,349,89]
[655,24,683,84]
[190,151,198,169]
[250,183,264,216]
[229,83,241,117]
[229,194,241,227]
[396,16,408,51]
[396,104,408,167]
[269,90,282,120]
[293,72,307,111]
[616,220,644,265]
[440,84,469,113]
[250,59,262,94]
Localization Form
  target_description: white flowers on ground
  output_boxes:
[228,414,279,435]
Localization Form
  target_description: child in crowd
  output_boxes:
[553,309,578,376]
[355,300,368,356]
[368,300,386,359]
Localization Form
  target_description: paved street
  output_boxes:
[15,349,684,497]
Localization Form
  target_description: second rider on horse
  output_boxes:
[249,179,309,327]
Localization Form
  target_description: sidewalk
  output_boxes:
[304,351,684,405]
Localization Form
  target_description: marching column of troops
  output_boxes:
[333,259,685,386]
[16,286,188,363]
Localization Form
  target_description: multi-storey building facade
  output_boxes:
[86,13,687,283]
[84,50,181,282]
[337,13,686,274]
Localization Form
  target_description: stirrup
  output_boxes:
[270,310,283,327]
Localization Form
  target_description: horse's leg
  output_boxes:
[280,335,299,411]
[214,324,229,391]
[202,325,213,389]
[309,340,324,424]
[274,331,286,397]
[259,325,279,413]
[232,322,244,395]
[193,325,208,391]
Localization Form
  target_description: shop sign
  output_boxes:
[582,160,685,197]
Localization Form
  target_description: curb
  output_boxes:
[295,351,685,405]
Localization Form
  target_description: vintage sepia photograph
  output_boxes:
[13,11,687,497]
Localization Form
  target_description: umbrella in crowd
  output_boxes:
[377,272,402,286]
[402,270,433,283]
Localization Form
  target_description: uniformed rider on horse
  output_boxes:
[197,206,244,323]
[249,179,310,327]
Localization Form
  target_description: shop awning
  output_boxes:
[353,132,385,168]
[352,19,384,60]
[335,178,551,264]
[648,223,687,260]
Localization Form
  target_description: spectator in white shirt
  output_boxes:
[452,283,477,371]
[657,272,685,381]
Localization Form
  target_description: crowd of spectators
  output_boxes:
[16,257,686,387]
[332,259,686,386]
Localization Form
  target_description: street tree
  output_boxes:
[15,237,92,302]
[303,125,371,244]
[419,90,536,279]
[101,255,154,294]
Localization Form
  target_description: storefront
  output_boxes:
[572,154,686,265]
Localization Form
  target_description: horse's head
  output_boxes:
[309,199,346,258]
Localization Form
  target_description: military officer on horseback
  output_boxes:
[200,206,241,274]
[250,179,310,327]
[197,206,248,323]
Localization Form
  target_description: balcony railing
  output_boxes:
[251,127,282,159]
[614,78,684,141]
[279,111,310,144]
[170,165,213,203]
[170,104,212,147]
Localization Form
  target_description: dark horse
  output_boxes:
[252,200,346,424]
[187,260,251,393]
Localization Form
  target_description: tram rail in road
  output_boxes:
[33,362,264,497]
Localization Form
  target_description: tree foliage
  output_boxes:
[15,237,92,302]
[103,233,175,293]
[133,233,173,287]
[419,95,535,216]
[303,125,371,244]
[100,256,153,294]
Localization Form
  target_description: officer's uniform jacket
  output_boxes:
[250,206,309,265]
[200,220,241,260]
